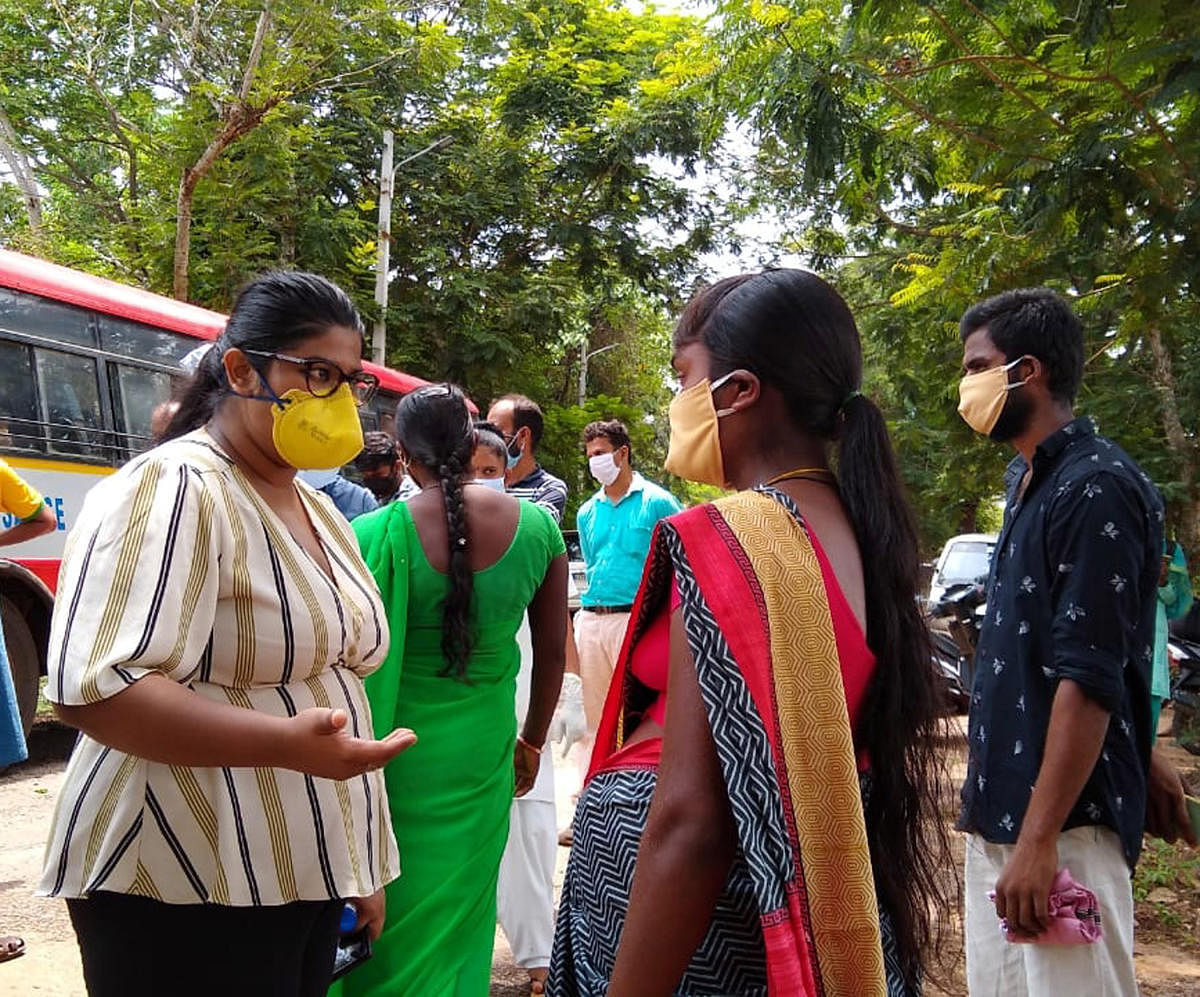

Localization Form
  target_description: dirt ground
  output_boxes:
[2,719,1199,996]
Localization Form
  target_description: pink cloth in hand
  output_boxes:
[991,867,1104,945]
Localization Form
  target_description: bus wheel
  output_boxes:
[1,594,39,737]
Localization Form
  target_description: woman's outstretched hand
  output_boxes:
[284,708,416,781]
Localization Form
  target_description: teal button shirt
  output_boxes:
[577,472,682,608]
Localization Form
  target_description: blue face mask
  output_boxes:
[506,431,522,469]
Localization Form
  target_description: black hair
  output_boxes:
[473,427,507,465]
[675,269,953,985]
[395,383,476,680]
[493,393,545,448]
[163,271,365,440]
[959,288,1084,404]
[358,430,399,463]
[583,419,633,464]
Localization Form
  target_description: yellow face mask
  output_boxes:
[663,372,736,487]
[957,356,1029,436]
[269,383,365,470]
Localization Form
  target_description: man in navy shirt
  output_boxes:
[487,394,569,523]
[955,289,1194,994]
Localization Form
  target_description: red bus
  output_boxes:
[0,249,430,733]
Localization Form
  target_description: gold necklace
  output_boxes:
[763,466,836,486]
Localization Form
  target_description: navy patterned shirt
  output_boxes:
[957,417,1163,867]
[508,465,568,524]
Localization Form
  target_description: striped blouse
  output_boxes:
[38,429,398,905]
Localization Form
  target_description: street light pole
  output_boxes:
[371,130,394,367]
[578,341,621,407]
[371,133,455,367]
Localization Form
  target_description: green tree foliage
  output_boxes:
[0,0,718,524]
[716,0,1200,552]
[6,0,1197,550]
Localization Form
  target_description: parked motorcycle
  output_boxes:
[927,581,987,714]
[1168,630,1200,754]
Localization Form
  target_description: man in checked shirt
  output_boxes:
[954,288,1195,995]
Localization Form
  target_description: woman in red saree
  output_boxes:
[548,270,951,996]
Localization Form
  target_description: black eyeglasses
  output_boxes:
[244,350,379,406]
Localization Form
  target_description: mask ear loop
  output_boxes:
[1003,355,1034,392]
[225,356,292,409]
[710,370,739,418]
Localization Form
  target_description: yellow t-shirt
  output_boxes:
[0,458,44,520]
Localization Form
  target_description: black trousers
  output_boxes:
[67,891,344,997]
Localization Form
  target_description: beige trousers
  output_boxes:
[573,609,632,737]
[964,826,1137,996]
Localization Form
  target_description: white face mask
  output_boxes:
[472,476,507,492]
[589,451,621,487]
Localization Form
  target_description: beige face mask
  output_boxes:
[663,372,736,487]
[957,357,1030,436]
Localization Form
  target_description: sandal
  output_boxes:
[529,968,548,996]
[0,936,24,963]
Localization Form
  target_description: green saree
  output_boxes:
[338,498,564,997]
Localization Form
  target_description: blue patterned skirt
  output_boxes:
[546,766,916,997]
[548,766,769,997]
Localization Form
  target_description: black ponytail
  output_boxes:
[675,269,954,985]
[395,384,477,680]
[162,271,365,441]
[837,391,950,984]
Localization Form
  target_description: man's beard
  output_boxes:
[989,386,1033,443]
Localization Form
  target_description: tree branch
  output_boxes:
[875,77,1006,153]
[289,53,402,99]
[239,6,273,104]
[0,107,42,229]
[956,0,1192,188]
[921,3,1067,134]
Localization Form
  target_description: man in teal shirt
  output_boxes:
[575,420,682,749]
[1152,539,1192,742]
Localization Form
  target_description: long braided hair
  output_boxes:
[394,384,476,679]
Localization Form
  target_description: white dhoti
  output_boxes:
[964,825,1137,996]
[497,616,558,969]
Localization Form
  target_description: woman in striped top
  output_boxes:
[38,272,414,997]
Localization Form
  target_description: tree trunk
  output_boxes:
[173,168,199,300]
[280,213,296,265]
[1146,322,1200,553]
[958,497,980,534]
[0,108,42,231]
[172,7,274,301]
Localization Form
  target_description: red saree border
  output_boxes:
[585,495,886,996]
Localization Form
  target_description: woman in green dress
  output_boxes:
[345,384,567,996]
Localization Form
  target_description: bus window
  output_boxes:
[98,315,201,365]
[0,340,40,453]
[110,363,173,457]
[373,391,401,438]
[0,287,96,347]
[34,349,104,459]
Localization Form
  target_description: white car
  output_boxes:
[563,530,588,611]
[928,533,996,607]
